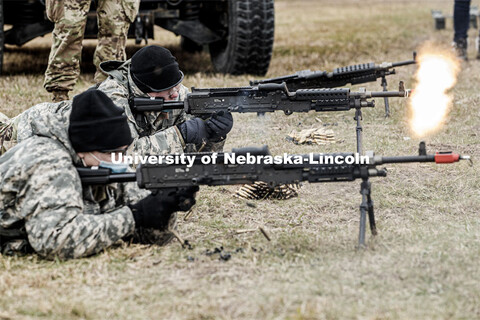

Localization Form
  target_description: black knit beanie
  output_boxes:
[130,45,184,93]
[68,89,133,152]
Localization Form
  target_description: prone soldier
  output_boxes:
[0,89,197,259]
[0,45,234,157]
[97,45,233,155]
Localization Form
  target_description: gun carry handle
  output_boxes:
[257,82,291,95]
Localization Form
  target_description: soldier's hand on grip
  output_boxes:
[129,186,199,230]
[205,111,233,141]
[177,118,209,145]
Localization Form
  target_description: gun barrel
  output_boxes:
[77,167,137,184]
[378,152,467,164]
[379,155,435,164]
[98,172,137,183]
[391,52,417,68]
[391,60,416,68]
[370,90,410,98]
[133,98,185,112]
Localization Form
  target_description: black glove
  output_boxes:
[205,111,233,141]
[129,186,199,230]
[177,118,209,145]
[175,186,199,211]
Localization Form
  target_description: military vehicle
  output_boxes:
[0,0,274,75]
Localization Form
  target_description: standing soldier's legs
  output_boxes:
[44,0,92,101]
[94,0,139,83]
[453,0,471,42]
[453,0,471,60]
[477,29,480,60]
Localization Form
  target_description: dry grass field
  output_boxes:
[1,0,480,319]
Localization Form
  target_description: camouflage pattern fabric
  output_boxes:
[0,100,176,259]
[16,101,72,143]
[0,112,18,156]
[44,0,140,92]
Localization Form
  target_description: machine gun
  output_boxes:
[133,82,408,116]
[77,143,470,247]
[250,53,417,117]
[133,82,409,154]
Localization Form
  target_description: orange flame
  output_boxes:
[408,45,460,137]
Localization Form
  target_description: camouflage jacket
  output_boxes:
[98,60,191,155]
[0,102,147,259]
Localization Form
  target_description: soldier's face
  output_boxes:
[78,146,128,166]
[148,84,181,101]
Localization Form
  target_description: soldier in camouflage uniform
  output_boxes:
[0,89,197,259]
[0,46,233,158]
[97,45,233,155]
[44,0,140,102]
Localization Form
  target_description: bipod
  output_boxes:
[354,108,363,155]
[357,170,377,249]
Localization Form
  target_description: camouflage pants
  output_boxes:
[44,0,140,92]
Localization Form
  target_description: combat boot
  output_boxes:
[453,38,468,61]
[52,90,69,103]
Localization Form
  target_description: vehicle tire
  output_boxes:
[180,36,203,53]
[0,0,4,75]
[208,0,274,76]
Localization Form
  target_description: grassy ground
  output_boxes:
[1,0,480,319]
